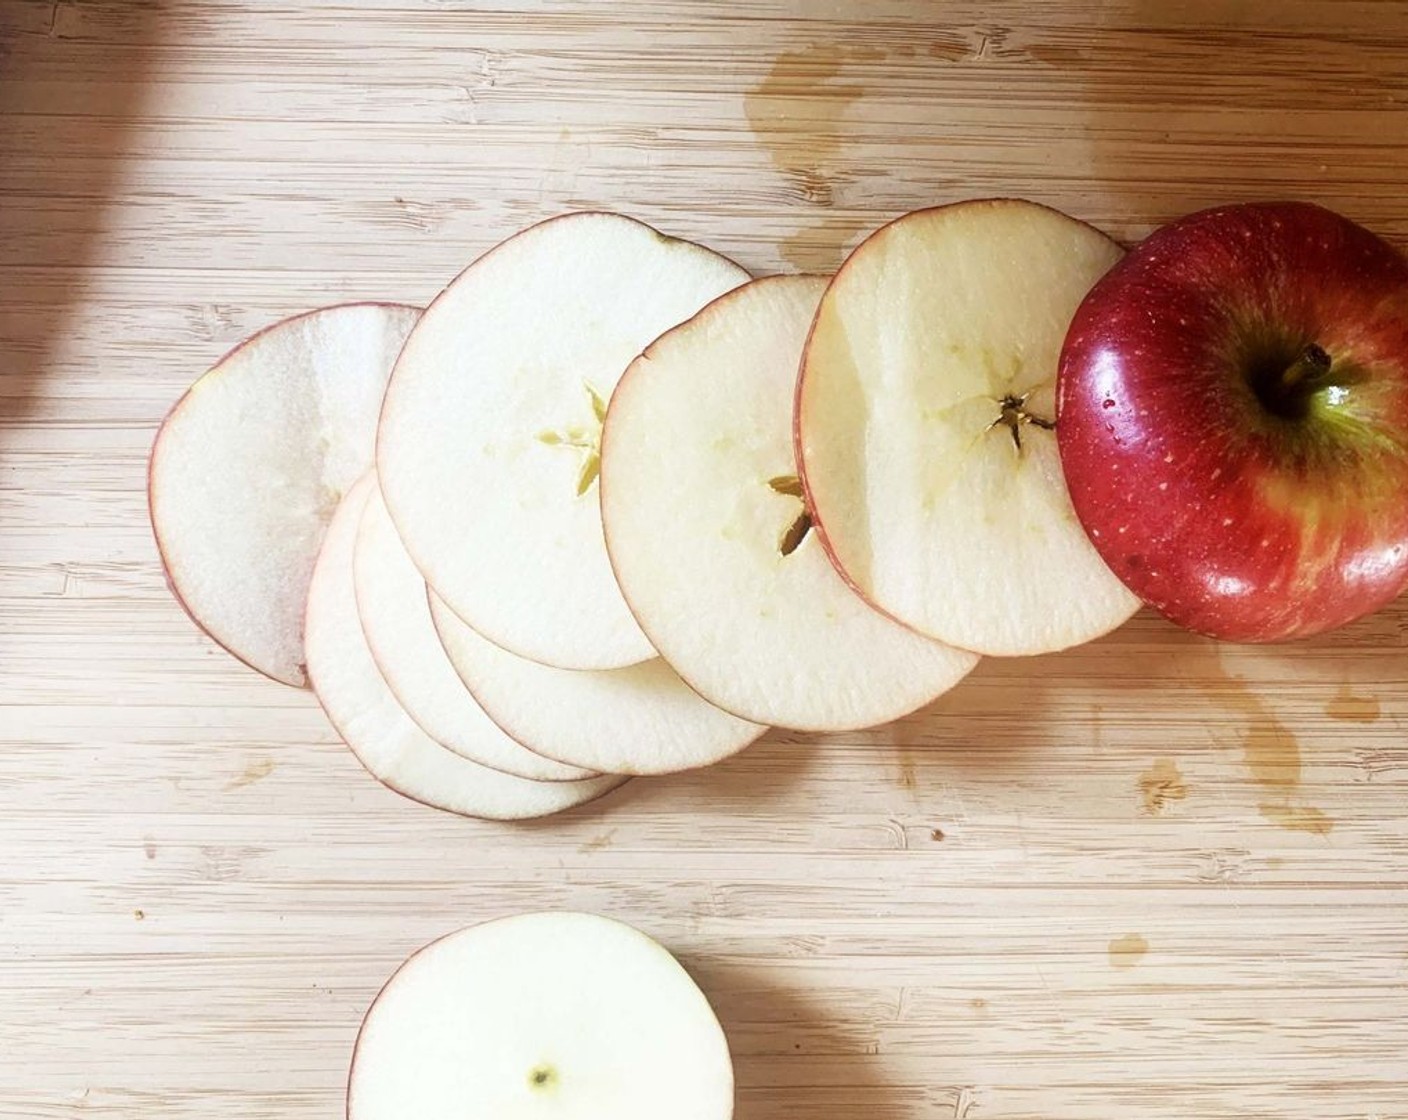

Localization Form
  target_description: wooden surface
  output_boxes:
[2,2,1407,1117]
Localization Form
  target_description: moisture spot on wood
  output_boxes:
[1240,719,1336,836]
[579,829,616,853]
[1195,650,1336,836]
[1138,758,1188,814]
[778,213,871,271]
[745,43,876,265]
[1324,683,1381,724]
[1257,802,1335,836]
[898,750,918,791]
[143,838,157,860]
[226,754,274,790]
[1108,932,1148,969]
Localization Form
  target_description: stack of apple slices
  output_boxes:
[151,201,1140,820]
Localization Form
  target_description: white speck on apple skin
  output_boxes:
[1159,482,1169,491]
[1223,518,1233,527]
[1211,468,1222,480]
[1119,525,1128,534]
[1163,453,1174,463]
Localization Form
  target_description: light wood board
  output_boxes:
[1,2,1406,1117]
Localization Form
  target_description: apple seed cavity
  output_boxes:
[989,391,1055,451]
[768,474,813,556]
[537,382,608,496]
[528,1064,558,1092]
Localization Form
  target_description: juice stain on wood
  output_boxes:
[1240,714,1334,836]
[744,44,878,268]
[1324,683,1381,724]
[1108,932,1148,969]
[898,747,918,791]
[1197,650,1334,836]
[225,754,274,790]
[1138,757,1187,814]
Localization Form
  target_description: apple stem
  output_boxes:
[1281,343,1333,390]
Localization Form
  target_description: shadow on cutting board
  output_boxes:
[0,2,162,444]
[689,956,919,1120]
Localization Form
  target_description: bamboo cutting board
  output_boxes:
[2,2,1406,1117]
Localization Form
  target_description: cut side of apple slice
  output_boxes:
[348,912,734,1120]
[149,302,420,686]
[306,475,626,820]
[797,199,1141,656]
[429,593,766,776]
[377,212,749,671]
[354,486,598,783]
[601,275,980,730]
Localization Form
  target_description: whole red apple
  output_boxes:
[1057,201,1408,641]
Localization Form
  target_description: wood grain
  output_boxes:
[2,2,1406,1117]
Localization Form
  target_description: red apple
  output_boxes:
[1057,201,1408,641]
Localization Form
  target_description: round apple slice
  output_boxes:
[429,594,766,776]
[796,199,1141,656]
[353,486,597,783]
[306,475,626,820]
[378,212,749,671]
[348,912,733,1120]
[149,302,420,687]
[600,275,979,730]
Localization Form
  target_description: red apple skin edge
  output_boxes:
[1056,202,1408,642]
[147,301,422,689]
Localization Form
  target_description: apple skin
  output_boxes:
[1057,201,1408,642]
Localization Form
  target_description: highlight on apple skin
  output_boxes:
[1056,201,1408,642]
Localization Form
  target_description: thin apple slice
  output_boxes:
[306,475,626,819]
[149,302,420,687]
[377,212,749,671]
[601,275,979,730]
[797,199,1140,656]
[353,486,597,783]
[429,593,766,776]
[348,912,733,1120]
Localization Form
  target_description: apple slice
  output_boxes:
[348,912,733,1120]
[306,475,626,819]
[377,212,749,671]
[600,275,979,730]
[429,594,766,776]
[796,199,1141,656]
[149,302,420,687]
[353,486,597,783]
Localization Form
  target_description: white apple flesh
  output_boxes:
[377,212,749,671]
[796,199,1140,656]
[149,302,420,686]
[347,912,734,1120]
[305,475,626,819]
[354,487,598,783]
[601,275,979,729]
[430,594,767,776]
